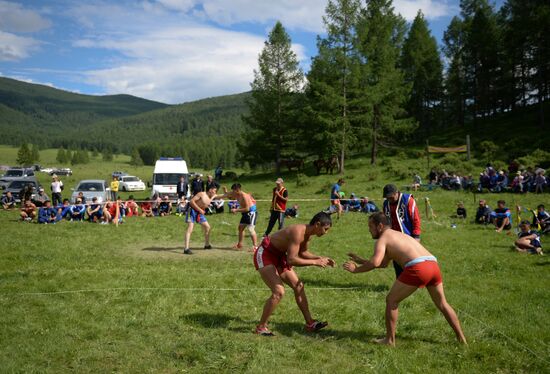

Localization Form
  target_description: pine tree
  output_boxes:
[56,148,67,164]
[31,144,40,163]
[443,16,467,127]
[16,143,32,166]
[130,147,144,166]
[401,11,443,138]
[242,21,304,172]
[306,0,361,173]
[356,0,415,165]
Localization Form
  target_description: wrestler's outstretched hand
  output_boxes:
[343,261,357,273]
[317,257,333,268]
[326,257,336,267]
[347,252,363,263]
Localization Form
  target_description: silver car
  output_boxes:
[71,179,110,203]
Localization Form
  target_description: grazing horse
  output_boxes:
[313,156,340,175]
[280,159,304,171]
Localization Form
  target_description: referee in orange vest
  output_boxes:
[264,178,289,237]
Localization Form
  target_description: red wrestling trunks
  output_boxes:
[398,258,442,288]
[253,236,292,274]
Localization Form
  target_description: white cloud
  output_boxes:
[0,31,41,61]
[394,0,456,21]
[0,1,51,32]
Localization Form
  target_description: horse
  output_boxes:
[325,155,339,174]
[313,158,326,175]
[280,159,304,171]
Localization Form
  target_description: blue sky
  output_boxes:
[0,0,504,104]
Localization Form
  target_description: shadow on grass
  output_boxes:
[180,312,439,344]
[302,278,389,292]
[534,260,550,266]
[142,246,181,253]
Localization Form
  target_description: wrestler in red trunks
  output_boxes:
[344,212,466,346]
[253,212,335,336]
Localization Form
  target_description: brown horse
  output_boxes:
[314,156,339,175]
[280,159,304,171]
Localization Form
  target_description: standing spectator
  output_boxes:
[110,176,119,201]
[20,199,37,221]
[1,191,16,209]
[330,178,345,219]
[382,184,421,278]
[176,176,188,201]
[125,195,139,217]
[491,200,512,232]
[205,175,220,191]
[534,171,546,193]
[475,199,492,224]
[515,221,543,254]
[264,178,288,236]
[215,165,223,181]
[33,187,50,207]
[158,196,172,216]
[50,175,64,206]
[191,174,205,196]
[38,200,57,224]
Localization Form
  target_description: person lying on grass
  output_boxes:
[343,212,467,347]
[515,220,543,255]
[253,211,335,336]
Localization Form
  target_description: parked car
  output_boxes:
[40,167,54,174]
[1,178,40,203]
[70,180,110,203]
[112,171,128,179]
[49,168,72,176]
[119,175,146,191]
[0,168,35,189]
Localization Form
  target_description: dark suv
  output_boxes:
[1,178,40,202]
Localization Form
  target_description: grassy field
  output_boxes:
[1,146,549,373]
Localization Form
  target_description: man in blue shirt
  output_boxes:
[491,200,512,232]
[330,178,345,218]
[38,200,57,224]
[1,191,16,210]
[70,198,86,221]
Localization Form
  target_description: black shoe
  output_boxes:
[184,248,193,255]
[204,245,212,250]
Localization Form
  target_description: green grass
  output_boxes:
[1,146,549,373]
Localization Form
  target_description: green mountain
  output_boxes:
[0,77,249,168]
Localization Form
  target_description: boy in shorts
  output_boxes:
[184,186,218,255]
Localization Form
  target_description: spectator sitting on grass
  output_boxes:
[533,204,550,235]
[515,220,543,255]
[209,198,224,214]
[348,193,362,211]
[495,170,508,192]
[33,187,50,207]
[125,195,139,217]
[285,204,299,218]
[140,199,154,217]
[511,172,523,193]
[20,199,37,222]
[158,196,172,216]
[87,197,103,223]
[475,199,492,224]
[455,202,467,219]
[38,200,57,224]
[77,191,87,204]
[70,198,86,221]
[176,198,188,216]
[412,173,422,191]
[56,199,71,221]
[360,197,379,213]
[151,193,161,216]
[450,174,461,190]
[491,200,512,233]
[2,191,16,209]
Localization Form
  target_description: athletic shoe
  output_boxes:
[184,248,193,255]
[204,245,212,250]
[305,320,328,332]
[255,326,275,336]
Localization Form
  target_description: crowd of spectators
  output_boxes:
[421,162,548,194]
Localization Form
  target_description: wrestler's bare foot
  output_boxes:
[373,337,395,347]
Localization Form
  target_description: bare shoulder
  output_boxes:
[284,224,306,241]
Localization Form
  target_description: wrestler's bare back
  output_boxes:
[377,229,434,267]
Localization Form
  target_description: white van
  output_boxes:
[151,157,189,201]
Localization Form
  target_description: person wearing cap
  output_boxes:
[50,174,64,207]
[32,187,50,207]
[264,178,289,237]
[330,179,345,218]
[382,184,421,278]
